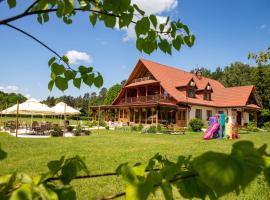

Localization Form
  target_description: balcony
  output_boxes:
[119,94,174,104]
[131,76,154,83]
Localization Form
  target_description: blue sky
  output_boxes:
[0,0,269,100]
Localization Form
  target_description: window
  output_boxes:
[195,109,202,119]
[206,110,212,120]
[204,92,211,101]
[187,89,195,98]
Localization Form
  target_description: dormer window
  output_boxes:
[204,92,211,101]
[204,84,212,101]
[187,89,195,98]
[190,81,195,87]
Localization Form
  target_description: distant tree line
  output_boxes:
[41,82,124,116]
[191,62,270,126]
[0,91,27,109]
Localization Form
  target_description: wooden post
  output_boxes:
[16,100,19,138]
[118,109,120,122]
[139,109,141,124]
[98,105,100,130]
[156,109,158,127]
[146,86,148,102]
[125,90,127,103]
[145,109,147,124]
[133,109,135,123]
[151,109,154,125]
[64,103,67,120]
[137,87,139,97]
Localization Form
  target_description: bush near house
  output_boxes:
[189,118,204,132]
[247,121,259,132]
[263,122,270,131]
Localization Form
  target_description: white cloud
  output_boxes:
[121,1,178,41]
[260,24,267,29]
[66,50,92,64]
[132,0,178,15]
[0,85,19,93]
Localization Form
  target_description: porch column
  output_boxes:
[151,109,154,125]
[118,109,120,122]
[137,87,139,97]
[139,109,141,124]
[145,109,148,124]
[156,110,159,127]
[127,108,130,124]
[146,86,148,102]
[133,109,136,123]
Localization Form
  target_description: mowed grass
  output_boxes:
[0,130,270,199]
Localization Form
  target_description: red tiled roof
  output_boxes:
[113,59,261,109]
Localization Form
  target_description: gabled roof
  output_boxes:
[113,59,261,108]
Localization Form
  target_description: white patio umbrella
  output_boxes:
[1,98,53,115]
[51,102,80,116]
[0,98,54,137]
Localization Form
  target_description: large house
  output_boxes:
[90,59,261,127]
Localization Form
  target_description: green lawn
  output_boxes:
[0,130,269,199]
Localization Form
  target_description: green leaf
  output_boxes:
[89,13,97,26]
[64,70,76,80]
[60,161,77,184]
[83,73,94,86]
[135,17,150,36]
[7,0,16,8]
[55,77,68,91]
[149,15,157,28]
[73,78,81,89]
[43,13,49,23]
[158,39,171,54]
[119,13,133,28]
[94,73,103,88]
[175,175,216,200]
[133,4,145,15]
[172,35,183,51]
[0,145,7,160]
[136,38,144,52]
[78,66,93,74]
[159,24,165,32]
[48,80,54,91]
[37,14,43,24]
[62,55,69,65]
[47,156,64,175]
[48,57,56,66]
[10,184,32,200]
[193,151,242,197]
[51,63,65,75]
[103,15,116,28]
[184,35,195,47]
[160,181,173,200]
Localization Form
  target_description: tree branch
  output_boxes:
[24,0,40,14]
[96,173,199,200]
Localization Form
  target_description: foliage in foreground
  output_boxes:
[0,140,269,199]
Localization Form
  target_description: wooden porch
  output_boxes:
[90,104,188,127]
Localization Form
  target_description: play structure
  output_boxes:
[203,113,239,140]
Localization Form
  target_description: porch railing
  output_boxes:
[131,76,154,83]
[119,94,174,104]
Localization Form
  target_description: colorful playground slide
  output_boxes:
[203,123,220,139]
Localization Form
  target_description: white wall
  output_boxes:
[189,105,216,124]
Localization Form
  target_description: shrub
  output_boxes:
[142,126,157,134]
[105,125,109,130]
[67,126,74,132]
[138,124,143,131]
[74,124,82,136]
[157,123,162,132]
[188,118,204,132]
[50,126,63,137]
[247,121,259,132]
[99,120,106,127]
[131,125,137,131]
[263,122,270,130]
[92,120,98,127]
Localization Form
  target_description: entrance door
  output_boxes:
[237,111,242,126]
[177,110,187,127]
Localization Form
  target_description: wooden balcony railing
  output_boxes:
[119,94,174,104]
[131,76,154,83]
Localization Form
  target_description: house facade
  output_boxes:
[90,59,261,127]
